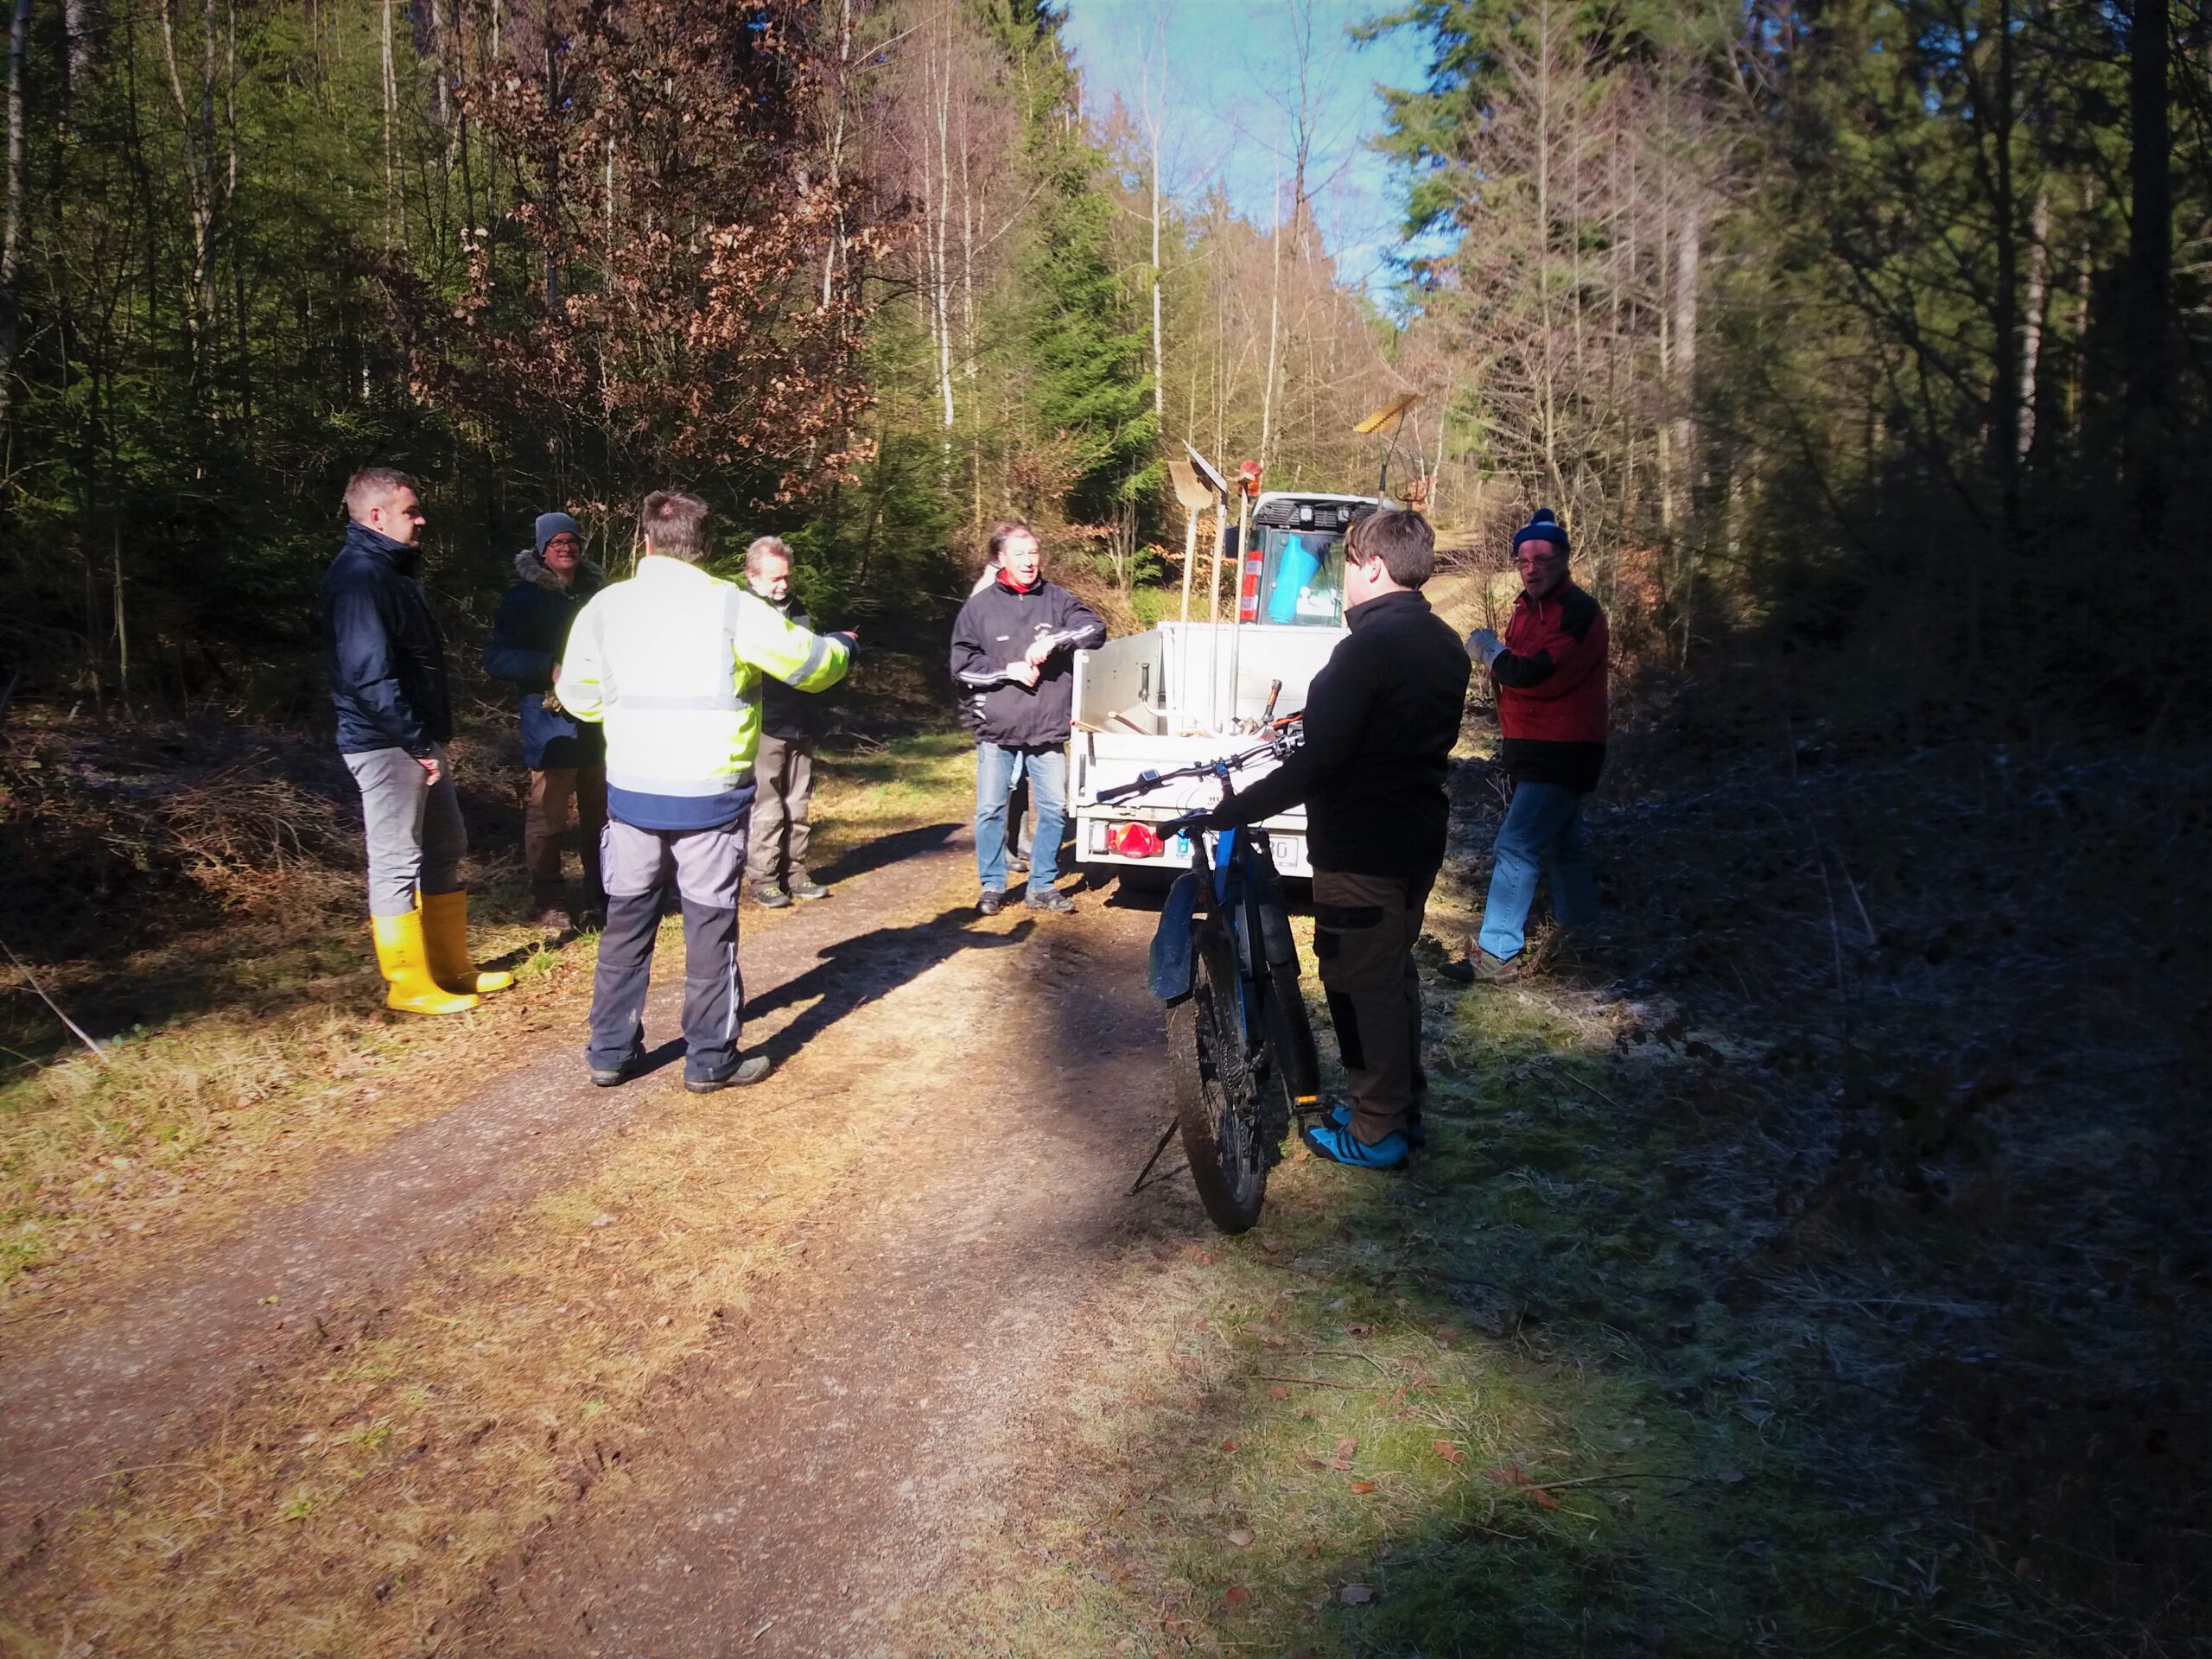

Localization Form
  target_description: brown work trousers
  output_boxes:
[1312,868,1433,1146]
[744,732,816,890]
[525,766,607,891]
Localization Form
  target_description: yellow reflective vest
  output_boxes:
[555,556,851,830]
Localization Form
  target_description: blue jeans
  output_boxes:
[1478,782,1598,962]
[976,741,1066,896]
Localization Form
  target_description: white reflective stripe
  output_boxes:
[723,941,738,1041]
[618,692,743,711]
[607,769,756,796]
[785,632,831,687]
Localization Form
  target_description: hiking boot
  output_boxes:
[1008,851,1031,874]
[531,882,570,931]
[977,889,1006,917]
[753,884,792,910]
[788,876,830,902]
[1470,949,1522,983]
[1025,887,1076,914]
[1300,1122,1410,1171]
[685,1054,772,1093]
[588,1044,646,1088]
[1329,1102,1427,1150]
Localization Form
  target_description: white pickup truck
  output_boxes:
[1068,491,1378,881]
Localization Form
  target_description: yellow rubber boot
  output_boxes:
[421,889,515,995]
[372,911,480,1015]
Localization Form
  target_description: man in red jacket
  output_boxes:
[1463,508,1608,976]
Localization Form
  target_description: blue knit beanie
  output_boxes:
[1511,508,1569,553]
[534,512,582,558]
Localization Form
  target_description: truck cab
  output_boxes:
[1068,491,1380,880]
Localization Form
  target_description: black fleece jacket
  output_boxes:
[1212,588,1471,882]
[948,574,1107,748]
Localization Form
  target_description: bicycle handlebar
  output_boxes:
[1093,719,1300,805]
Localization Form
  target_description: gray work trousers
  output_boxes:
[344,744,466,918]
[587,814,750,1084]
[744,733,816,889]
[1312,869,1433,1145]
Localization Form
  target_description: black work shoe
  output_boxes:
[977,889,1006,917]
[1435,956,1477,985]
[789,877,830,901]
[588,1046,645,1088]
[1008,852,1031,874]
[754,885,791,909]
[685,1054,772,1093]
[1024,887,1076,914]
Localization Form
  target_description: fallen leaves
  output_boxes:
[1338,1583,1376,1605]
[1225,1528,1254,1548]
[1431,1440,1466,1465]
[1484,1460,1561,1510]
[1349,1480,1376,1494]
[1223,1584,1253,1607]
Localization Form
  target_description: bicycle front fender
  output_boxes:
[1147,870,1205,1001]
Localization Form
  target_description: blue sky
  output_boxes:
[1059,0,1438,296]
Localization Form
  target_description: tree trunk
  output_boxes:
[0,0,29,428]
[2018,188,2049,460]
[2125,0,2171,549]
[1987,0,2022,543]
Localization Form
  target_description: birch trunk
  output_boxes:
[0,0,29,426]
[2018,188,2049,460]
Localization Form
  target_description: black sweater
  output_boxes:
[1215,588,1471,882]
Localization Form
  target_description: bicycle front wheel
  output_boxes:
[1166,925,1268,1234]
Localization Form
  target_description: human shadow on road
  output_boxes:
[808,821,963,887]
[742,905,1033,1067]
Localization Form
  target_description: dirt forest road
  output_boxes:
[1,834,1205,1654]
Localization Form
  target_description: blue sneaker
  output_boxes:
[1329,1103,1426,1149]
[1300,1122,1410,1170]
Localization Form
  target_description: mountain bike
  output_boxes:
[1097,719,1322,1233]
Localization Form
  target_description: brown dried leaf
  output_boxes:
[1338,1583,1376,1605]
[1431,1440,1467,1465]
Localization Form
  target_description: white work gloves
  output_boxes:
[1467,627,1507,669]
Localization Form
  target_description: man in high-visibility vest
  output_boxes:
[556,492,855,1091]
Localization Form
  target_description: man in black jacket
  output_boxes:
[1208,508,1471,1170]
[322,467,512,1015]
[741,536,832,908]
[948,520,1106,914]
[483,511,607,929]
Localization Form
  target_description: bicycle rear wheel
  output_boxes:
[1165,925,1268,1234]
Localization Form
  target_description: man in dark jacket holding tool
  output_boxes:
[323,467,512,1015]
[1205,507,1471,1171]
[1462,507,1608,977]
[949,520,1106,915]
[741,536,833,908]
[484,511,607,929]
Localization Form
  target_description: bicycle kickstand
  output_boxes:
[1127,1116,1183,1197]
